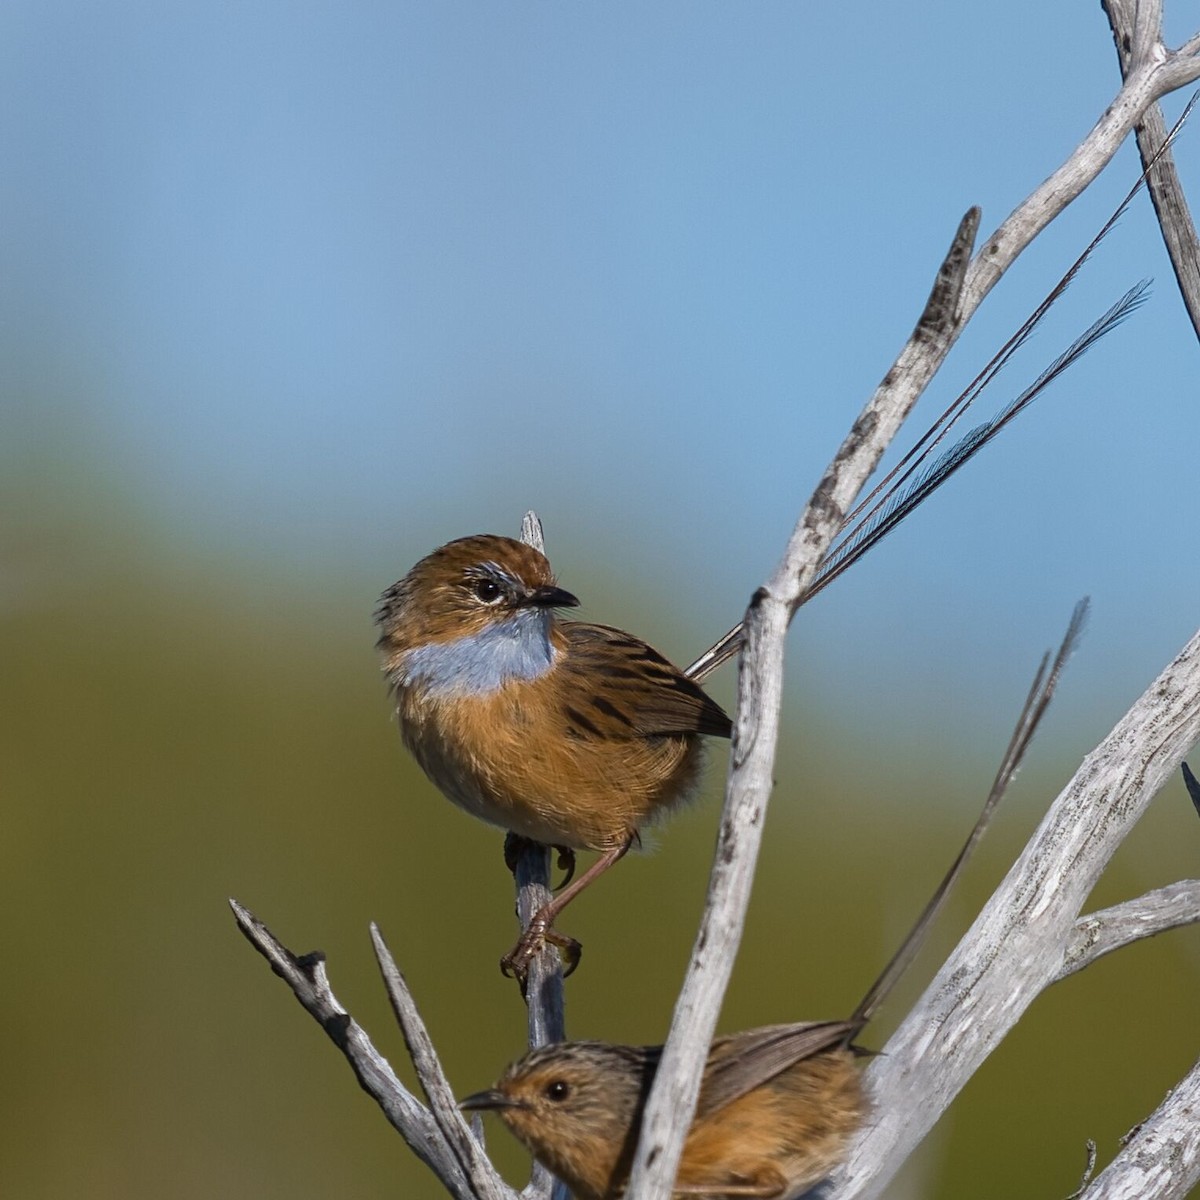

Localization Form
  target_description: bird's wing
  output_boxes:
[561,623,732,738]
[695,1021,858,1118]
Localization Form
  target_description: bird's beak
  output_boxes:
[523,585,580,609]
[459,1088,526,1112]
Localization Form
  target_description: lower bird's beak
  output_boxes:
[524,585,580,609]
[459,1088,525,1112]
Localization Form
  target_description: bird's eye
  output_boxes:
[472,578,503,604]
[545,1080,570,1102]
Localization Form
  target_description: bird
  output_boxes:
[458,601,1086,1196]
[375,534,732,977]
[459,1020,867,1200]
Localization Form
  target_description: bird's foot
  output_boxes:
[500,919,582,982]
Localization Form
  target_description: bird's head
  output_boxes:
[376,534,580,671]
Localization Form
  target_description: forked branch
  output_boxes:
[831,630,1200,1200]
[1103,0,1200,341]
[627,15,1200,1199]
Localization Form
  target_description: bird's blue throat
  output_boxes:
[398,609,558,696]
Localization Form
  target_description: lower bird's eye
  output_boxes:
[472,578,502,603]
[545,1080,570,1102]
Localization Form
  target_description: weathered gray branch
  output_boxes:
[512,514,572,1200]
[1103,0,1200,342]
[831,629,1200,1200]
[623,204,978,1198]
[230,900,514,1200]
[1059,880,1200,981]
[625,21,1200,1196]
[1077,1055,1200,1199]
[513,512,568,1054]
[371,924,509,1196]
[959,16,1200,328]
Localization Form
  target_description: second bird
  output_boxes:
[375,534,732,976]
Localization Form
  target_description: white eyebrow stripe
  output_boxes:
[467,560,525,591]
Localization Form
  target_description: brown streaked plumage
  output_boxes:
[460,1024,867,1200]
[376,534,731,975]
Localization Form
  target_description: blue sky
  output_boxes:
[4,2,1198,757]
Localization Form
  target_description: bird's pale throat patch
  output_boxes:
[397,608,557,696]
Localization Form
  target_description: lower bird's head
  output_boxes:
[460,1041,655,1200]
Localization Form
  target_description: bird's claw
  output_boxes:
[548,928,582,976]
[500,920,582,981]
[553,845,576,890]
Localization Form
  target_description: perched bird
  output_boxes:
[460,1020,866,1200]
[460,602,1086,1196]
[376,534,731,976]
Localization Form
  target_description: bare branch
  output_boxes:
[510,841,570,1200]
[510,842,567,1048]
[229,900,504,1200]
[512,512,570,1200]
[371,925,512,1198]
[831,626,1200,1200]
[508,512,567,1054]
[1183,762,1200,817]
[684,208,978,684]
[631,28,1200,1199]
[625,203,978,1199]
[1103,0,1200,342]
[959,36,1200,327]
[1067,1142,1100,1200]
[1058,881,1200,980]
[1076,1056,1200,1199]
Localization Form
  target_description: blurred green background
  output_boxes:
[4,3,1199,1198]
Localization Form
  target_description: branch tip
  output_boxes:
[1182,761,1200,818]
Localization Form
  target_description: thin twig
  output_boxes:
[229,900,498,1200]
[1058,881,1200,980]
[512,515,567,1046]
[514,512,570,1200]
[1076,1055,1200,1199]
[371,925,509,1196]
[852,601,1088,1029]
[1066,1141,1100,1200]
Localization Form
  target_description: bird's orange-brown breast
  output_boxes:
[393,619,723,850]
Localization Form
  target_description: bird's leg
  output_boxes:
[500,835,635,980]
[502,833,577,890]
